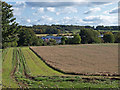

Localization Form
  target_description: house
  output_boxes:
[65,36,74,38]
[41,36,62,44]
[98,35,104,38]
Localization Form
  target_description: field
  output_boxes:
[21,47,63,76]
[2,45,120,88]
[0,49,2,89]
[36,33,72,37]
[98,30,119,33]
[30,44,118,75]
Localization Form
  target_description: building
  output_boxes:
[98,35,104,38]
[41,36,62,44]
[64,36,74,38]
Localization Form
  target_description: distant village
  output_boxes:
[40,35,103,44]
[41,36,74,44]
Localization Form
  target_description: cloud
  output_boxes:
[11,7,21,16]
[104,7,120,14]
[59,16,85,25]
[25,2,110,8]
[47,7,55,12]
[26,0,85,2]
[103,2,113,6]
[11,1,26,16]
[11,7,24,16]
[32,7,44,15]
[109,7,119,14]
[26,2,78,7]
[41,16,53,21]
[26,19,31,23]
[31,7,35,10]
[26,0,118,2]
[83,15,117,26]
[38,8,44,13]
[17,14,117,26]
[56,7,78,15]
[83,16,102,25]
[35,15,55,25]
[16,17,33,26]
[63,17,71,20]
[84,7,101,14]
[13,1,26,8]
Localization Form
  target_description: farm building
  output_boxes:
[64,36,74,38]
[98,35,104,38]
[41,36,62,43]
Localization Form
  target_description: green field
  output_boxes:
[2,48,18,88]
[0,49,2,89]
[21,47,63,76]
[98,30,119,32]
[36,33,72,37]
[2,46,120,88]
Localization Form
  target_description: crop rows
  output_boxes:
[0,49,2,89]
[2,48,18,88]
[21,47,63,76]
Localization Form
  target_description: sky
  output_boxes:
[3,0,120,26]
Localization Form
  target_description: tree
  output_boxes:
[72,34,81,44]
[47,39,57,45]
[92,30,101,43]
[61,36,67,45]
[103,32,115,43]
[114,32,120,43]
[2,1,20,48]
[18,28,42,46]
[79,28,101,44]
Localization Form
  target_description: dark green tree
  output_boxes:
[114,32,120,43]
[61,36,67,45]
[79,28,101,44]
[2,1,20,48]
[103,32,115,43]
[18,28,42,46]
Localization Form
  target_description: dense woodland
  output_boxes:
[22,25,119,34]
[1,1,120,48]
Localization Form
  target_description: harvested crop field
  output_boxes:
[30,44,119,75]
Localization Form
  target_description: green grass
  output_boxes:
[36,33,72,37]
[19,76,119,88]
[71,29,80,33]
[98,30,119,33]
[38,80,119,88]
[2,48,18,88]
[0,49,2,89]
[21,47,63,76]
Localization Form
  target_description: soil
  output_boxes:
[30,44,118,75]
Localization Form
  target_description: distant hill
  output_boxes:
[22,25,119,34]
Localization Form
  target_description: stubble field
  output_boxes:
[30,44,118,75]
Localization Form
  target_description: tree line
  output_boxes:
[61,29,120,45]
[23,25,119,34]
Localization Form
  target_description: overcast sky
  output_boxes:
[3,0,120,26]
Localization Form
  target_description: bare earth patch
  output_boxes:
[30,44,118,75]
